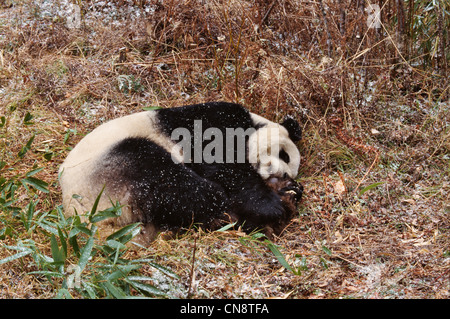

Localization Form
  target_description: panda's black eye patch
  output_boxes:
[279,149,290,163]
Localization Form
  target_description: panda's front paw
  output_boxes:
[256,194,285,220]
[267,176,303,203]
[235,191,285,230]
[280,182,303,202]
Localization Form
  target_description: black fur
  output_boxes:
[188,162,287,232]
[156,102,255,165]
[281,117,302,142]
[157,102,254,136]
[94,137,228,230]
[279,149,290,164]
[94,137,291,233]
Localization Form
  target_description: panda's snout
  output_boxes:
[268,176,279,185]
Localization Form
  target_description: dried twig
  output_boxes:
[187,235,198,298]
[261,0,278,27]
[318,0,333,57]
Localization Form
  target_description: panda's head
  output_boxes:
[249,115,302,180]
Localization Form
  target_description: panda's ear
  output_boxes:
[281,117,302,142]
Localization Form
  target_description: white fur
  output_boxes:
[59,111,181,219]
[249,113,300,179]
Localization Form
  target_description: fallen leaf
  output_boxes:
[402,198,415,204]
[371,128,381,135]
[413,238,431,247]
[334,180,346,195]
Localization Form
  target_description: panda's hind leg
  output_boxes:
[189,163,287,233]
[97,137,229,242]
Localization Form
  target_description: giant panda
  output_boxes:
[59,102,303,243]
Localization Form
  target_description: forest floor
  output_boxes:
[0,1,448,299]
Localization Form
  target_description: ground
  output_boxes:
[0,0,448,299]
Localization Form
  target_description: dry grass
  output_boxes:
[0,0,449,299]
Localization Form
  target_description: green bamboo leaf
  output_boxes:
[106,223,141,243]
[125,278,165,296]
[57,226,68,258]
[82,282,98,299]
[25,167,44,177]
[320,257,329,269]
[50,234,64,264]
[106,270,128,282]
[142,106,162,111]
[215,222,237,232]
[21,176,49,193]
[23,200,36,231]
[112,245,122,265]
[78,235,94,272]
[69,225,92,237]
[106,240,126,250]
[55,288,73,299]
[359,181,385,196]
[36,219,58,235]
[0,116,6,128]
[28,270,66,277]
[69,236,80,258]
[147,262,180,279]
[18,134,35,158]
[90,205,122,224]
[23,112,34,125]
[116,264,141,274]
[2,244,33,252]
[322,245,332,256]
[88,186,105,220]
[264,240,295,274]
[251,232,266,240]
[102,281,126,299]
[55,205,68,228]
[0,226,12,240]
[0,250,32,265]
[127,275,156,281]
